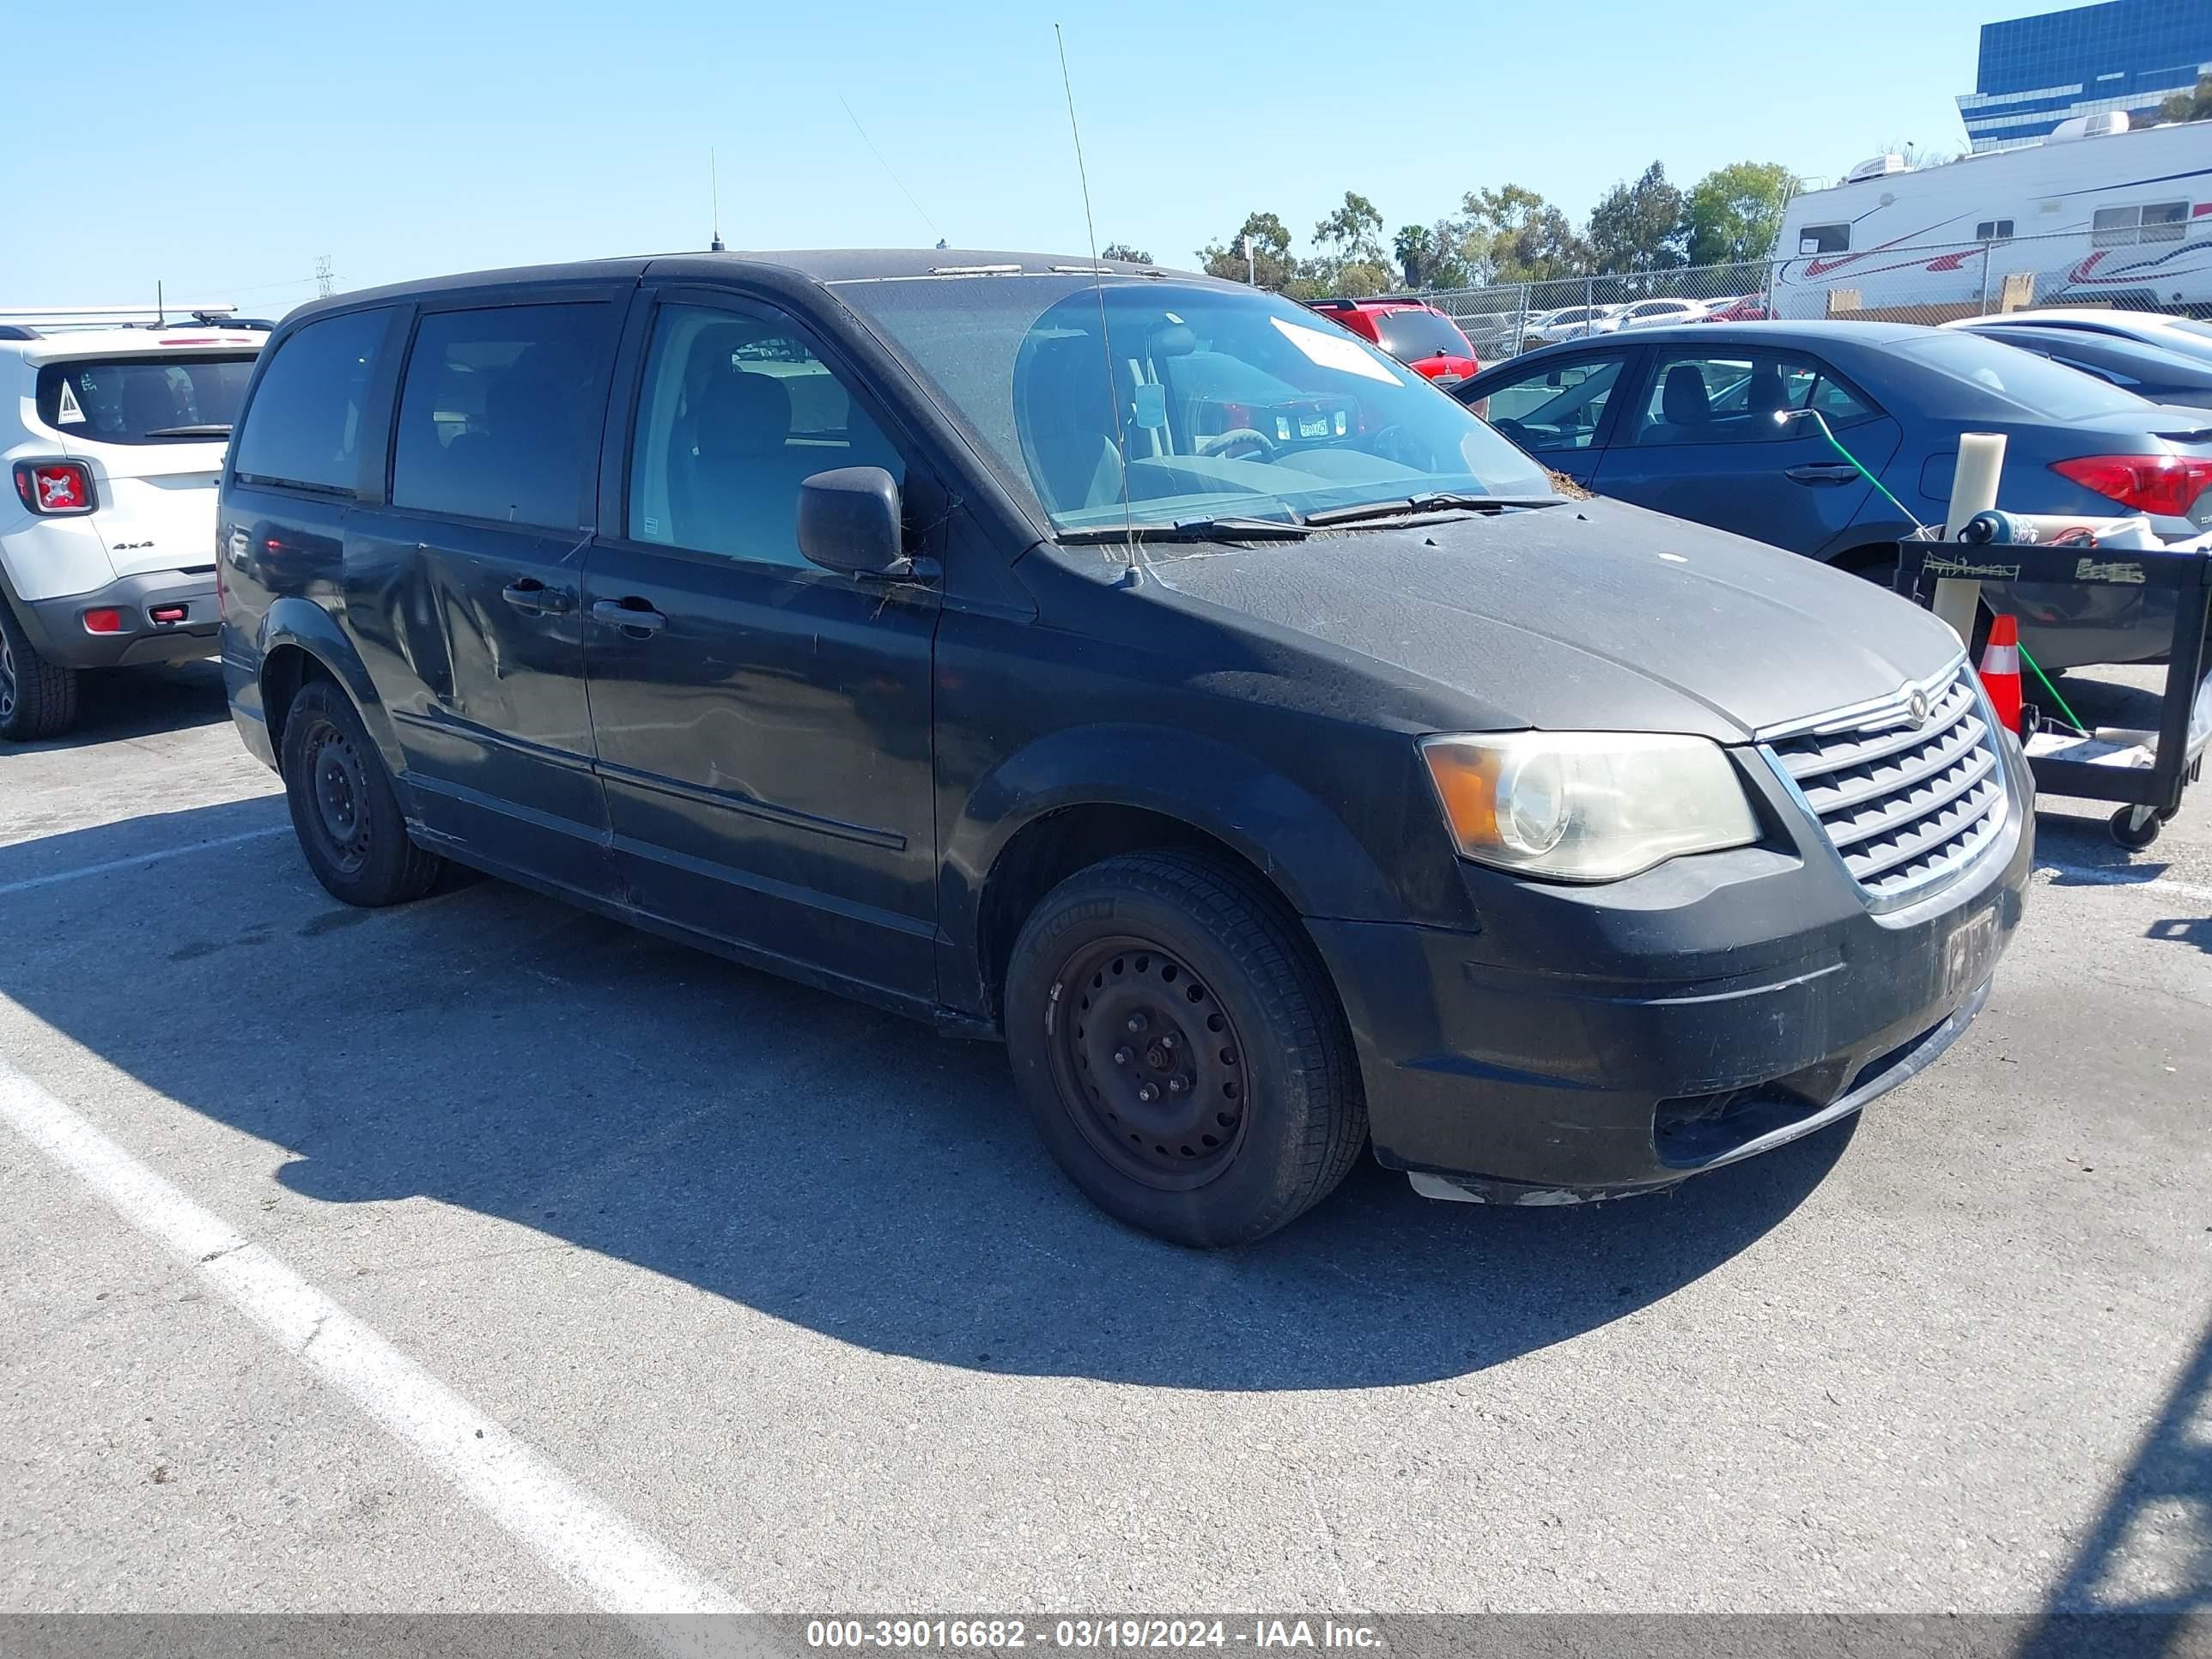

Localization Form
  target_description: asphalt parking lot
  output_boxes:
[3,659,2208,1619]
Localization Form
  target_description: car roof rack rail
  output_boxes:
[0,302,241,334]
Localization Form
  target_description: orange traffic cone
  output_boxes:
[1978,614,2023,737]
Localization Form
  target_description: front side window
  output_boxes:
[1633,351,1874,445]
[232,308,394,494]
[37,356,257,446]
[1474,356,1623,453]
[627,302,903,566]
[838,276,1552,532]
[1798,223,1850,255]
[390,303,612,529]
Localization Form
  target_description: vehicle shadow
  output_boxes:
[0,800,1854,1391]
[2018,1311,2212,1655]
[7,657,228,751]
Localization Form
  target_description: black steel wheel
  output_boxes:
[1005,849,1366,1248]
[301,714,373,877]
[1046,935,1251,1191]
[0,599,80,742]
[279,678,446,906]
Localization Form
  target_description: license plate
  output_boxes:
[1941,906,2001,999]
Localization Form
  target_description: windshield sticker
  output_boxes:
[1269,317,1403,386]
[2075,557,2146,584]
[55,380,86,424]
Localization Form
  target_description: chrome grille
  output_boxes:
[1763,664,2010,905]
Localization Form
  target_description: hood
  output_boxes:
[1135,497,1964,742]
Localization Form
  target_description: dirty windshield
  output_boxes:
[836,275,1553,532]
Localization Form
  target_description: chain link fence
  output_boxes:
[1419,227,2212,362]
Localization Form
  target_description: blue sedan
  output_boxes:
[1452,320,2212,666]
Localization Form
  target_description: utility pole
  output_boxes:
[1243,234,1255,288]
[314,255,334,298]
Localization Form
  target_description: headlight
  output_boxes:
[1419,732,1759,882]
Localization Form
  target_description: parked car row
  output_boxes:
[1450,318,2212,667]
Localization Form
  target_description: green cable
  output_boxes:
[2018,641,2088,736]
[1801,410,1926,530]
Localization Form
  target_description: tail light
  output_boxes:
[12,459,95,516]
[82,608,124,635]
[2051,454,2212,519]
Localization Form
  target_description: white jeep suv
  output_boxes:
[2,321,265,739]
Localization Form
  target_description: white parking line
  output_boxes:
[0,1053,745,1617]
[2039,864,2212,904]
[0,824,291,898]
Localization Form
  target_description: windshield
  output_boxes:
[1374,309,1474,363]
[34,354,257,444]
[836,276,1552,532]
[1898,331,2149,421]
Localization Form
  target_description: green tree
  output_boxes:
[1312,191,1388,268]
[1587,161,1686,274]
[1198,211,1297,289]
[2156,74,2212,123]
[1680,161,1797,264]
[1394,223,1434,288]
[1449,185,1591,283]
[1098,242,1152,264]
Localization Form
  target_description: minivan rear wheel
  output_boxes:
[0,600,80,742]
[280,679,445,907]
[1004,850,1366,1247]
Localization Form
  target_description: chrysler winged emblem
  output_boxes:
[1907,687,1931,728]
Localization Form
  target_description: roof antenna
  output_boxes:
[1055,22,1139,580]
[708,149,725,252]
[155,279,165,327]
[839,94,945,247]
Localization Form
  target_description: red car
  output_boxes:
[1700,295,1776,322]
[1305,297,1480,386]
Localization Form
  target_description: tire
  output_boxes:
[1004,849,1367,1248]
[279,678,445,907]
[0,598,81,742]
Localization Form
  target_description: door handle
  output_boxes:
[1784,463,1863,485]
[592,597,666,635]
[501,579,574,615]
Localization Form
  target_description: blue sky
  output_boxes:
[6,0,2029,311]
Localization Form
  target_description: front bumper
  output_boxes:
[11,569,220,669]
[1310,739,2034,1201]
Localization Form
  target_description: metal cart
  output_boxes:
[1895,532,2212,850]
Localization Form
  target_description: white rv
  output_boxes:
[1773,115,2212,319]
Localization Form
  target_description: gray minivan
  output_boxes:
[216,252,2032,1246]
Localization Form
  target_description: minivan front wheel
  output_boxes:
[1005,850,1367,1247]
[280,679,444,907]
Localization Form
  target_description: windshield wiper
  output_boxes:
[1304,492,1553,527]
[143,424,232,438]
[1058,515,1311,544]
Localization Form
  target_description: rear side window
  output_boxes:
[1633,351,1875,446]
[38,356,257,446]
[389,304,613,530]
[233,308,395,494]
[1900,332,2147,421]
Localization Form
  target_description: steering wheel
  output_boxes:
[1491,416,1534,448]
[1196,428,1279,463]
[1370,423,1431,469]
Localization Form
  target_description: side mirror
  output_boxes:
[799,466,921,579]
